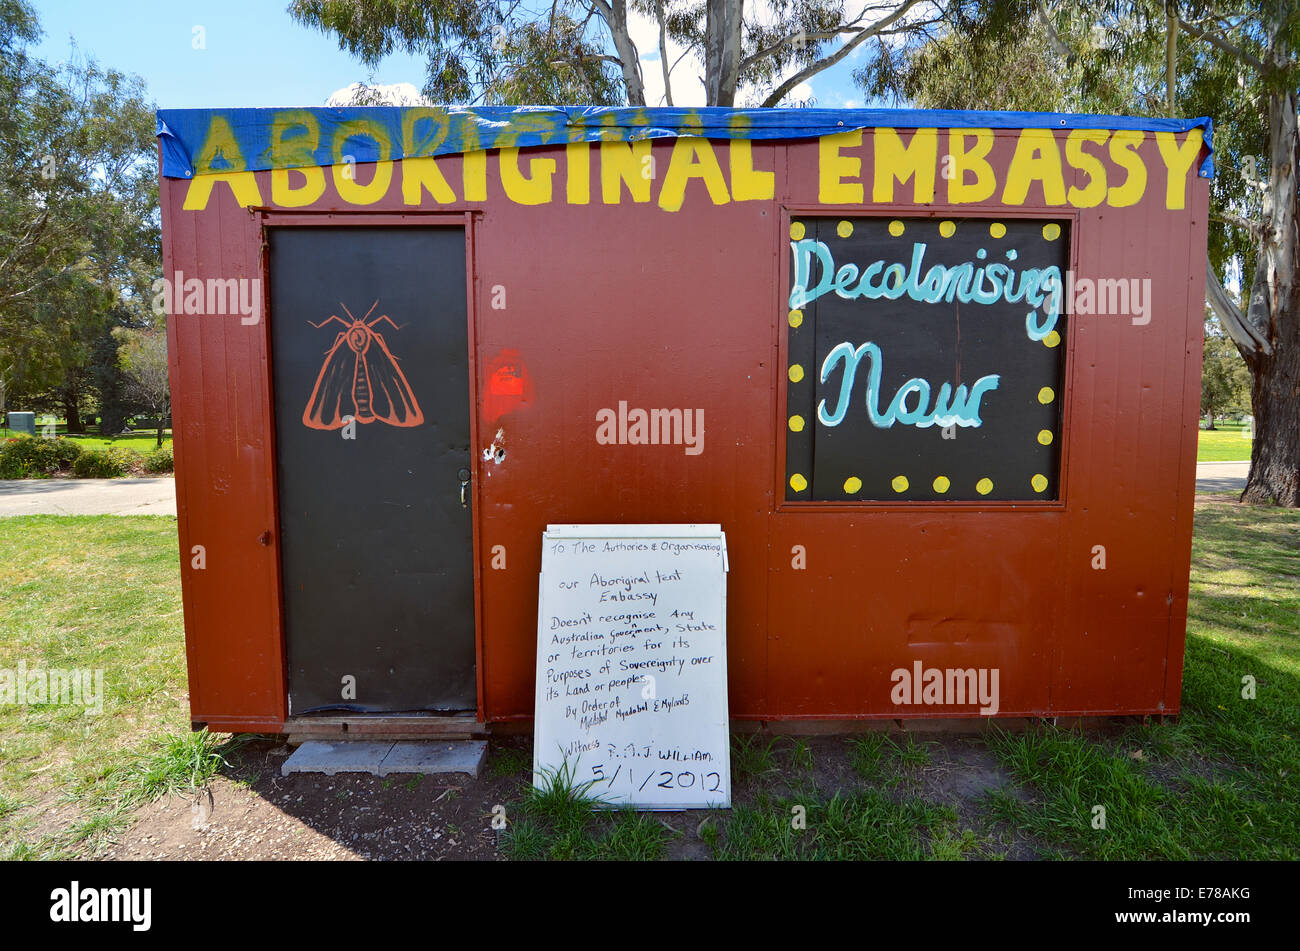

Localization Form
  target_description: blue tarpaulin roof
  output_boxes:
[156,106,1215,180]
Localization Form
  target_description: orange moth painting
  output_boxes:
[302,301,424,430]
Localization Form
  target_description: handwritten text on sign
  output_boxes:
[533,525,730,809]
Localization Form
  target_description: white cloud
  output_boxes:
[626,8,707,106]
[326,82,432,106]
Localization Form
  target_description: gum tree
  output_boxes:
[288,0,972,107]
[865,1,1299,505]
[0,0,158,426]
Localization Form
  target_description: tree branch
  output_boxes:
[1177,16,1265,72]
[1212,211,1268,239]
[760,0,924,107]
[1205,260,1270,357]
[654,0,673,106]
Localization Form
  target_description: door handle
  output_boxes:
[458,467,471,508]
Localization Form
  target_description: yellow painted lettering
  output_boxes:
[401,158,455,205]
[945,129,995,204]
[463,150,487,201]
[658,138,730,212]
[600,140,652,203]
[331,120,393,204]
[873,127,937,203]
[1107,130,1146,207]
[1155,129,1202,210]
[1002,129,1066,205]
[1064,129,1109,208]
[270,110,324,208]
[183,172,262,210]
[729,139,774,201]
[819,131,863,204]
[182,115,262,209]
[566,142,590,204]
[500,147,556,205]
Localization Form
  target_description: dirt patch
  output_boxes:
[100,731,1056,861]
[103,737,534,861]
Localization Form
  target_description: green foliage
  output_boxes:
[289,0,625,105]
[0,0,159,408]
[289,0,983,108]
[0,434,81,478]
[113,327,169,445]
[1202,316,1252,423]
[142,447,173,473]
[71,446,133,478]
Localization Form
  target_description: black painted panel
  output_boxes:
[270,227,475,713]
[785,217,1068,502]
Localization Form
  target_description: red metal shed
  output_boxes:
[156,106,1211,734]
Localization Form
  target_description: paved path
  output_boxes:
[0,463,1252,516]
[0,477,176,516]
[1195,461,1249,494]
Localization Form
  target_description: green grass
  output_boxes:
[0,515,199,858]
[850,732,933,784]
[707,789,969,860]
[982,501,1299,859]
[487,746,531,779]
[501,758,671,860]
[730,733,778,779]
[1197,420,1252,462]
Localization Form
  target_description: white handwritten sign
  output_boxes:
[533,524,730,809]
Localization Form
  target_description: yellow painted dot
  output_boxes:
[939,220,956,238]
[1038,386,1055,404]
[933,475,950,493]
[788,415,805,432]
[843,476,862,494]
[788,309,803,328]
[1042,223,1061,241]
[789,473,808,492]
[1031,474,1049,492]
[976,477,994,496]
[1037,429,1054,445]
[990,222,1007,238]
[891,475,909,493]
[788,364,804,383]
[790,221,806,240]
[888,220,905,237]
[836,220,854,238]
[1043,330,1061,348]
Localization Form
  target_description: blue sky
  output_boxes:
[31,0,871,110]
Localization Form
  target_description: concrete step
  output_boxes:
[280,739,488,778]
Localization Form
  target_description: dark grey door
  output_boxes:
[270,227,475,713]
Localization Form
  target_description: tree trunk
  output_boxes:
[1242,85,1300,506]
[704,0,743,106]
[604,0,646,106]
[65,403,82,433]
[1243,282,1300,505]
[1206,412,1215,431]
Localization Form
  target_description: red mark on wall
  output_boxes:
[302,301,424,430]
[483,349,533,422]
